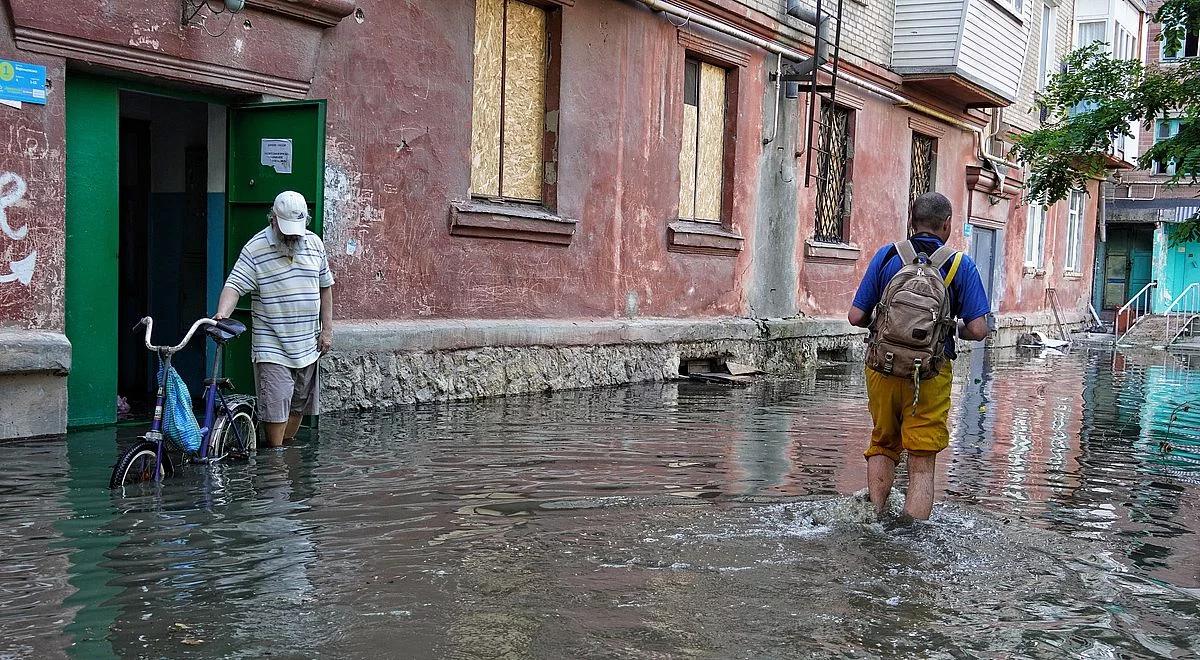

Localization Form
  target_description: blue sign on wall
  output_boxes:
[0,59,47,105]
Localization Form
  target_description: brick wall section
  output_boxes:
[734,0,896,69]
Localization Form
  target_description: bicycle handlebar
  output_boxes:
[140,316,218,354]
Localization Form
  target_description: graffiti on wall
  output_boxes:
[0,171,36,286]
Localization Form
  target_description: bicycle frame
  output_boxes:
[138,317,249,481]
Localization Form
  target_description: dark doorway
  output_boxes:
[116,92,210,417]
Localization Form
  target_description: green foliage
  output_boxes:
[1170,221,1200,246]
[1011,0,1200,228]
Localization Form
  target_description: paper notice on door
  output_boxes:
[260,138,293,174]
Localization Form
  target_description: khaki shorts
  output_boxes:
[864,366,953,463]
[255,361,320,424]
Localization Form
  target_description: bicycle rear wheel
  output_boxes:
[110,440,174,489]
[210,398,257,458]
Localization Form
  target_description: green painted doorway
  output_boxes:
[65,74,328,427]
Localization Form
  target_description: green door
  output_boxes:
[225,101,328,393]
[65,76,120,427]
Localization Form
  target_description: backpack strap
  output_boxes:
[928,245,956,269]
[895,241,918,265]
[943,252,964,286]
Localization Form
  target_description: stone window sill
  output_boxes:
[1063,271,1084,280]
[1023,265,1047,278]
[450,200,576,246]
[668,220,744,256]
[805,239,861,262]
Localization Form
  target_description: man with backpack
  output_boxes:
[848,192,990,521]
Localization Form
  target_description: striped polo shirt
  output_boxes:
[225,226,334,368]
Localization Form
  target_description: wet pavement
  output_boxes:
[2,348,1199,658]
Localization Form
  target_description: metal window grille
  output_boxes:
[909,133,936,205]
[814,103,851,243]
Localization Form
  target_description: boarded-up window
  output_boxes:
[678,58,728,223]
[470,0,547,202]
[909,133,937,206]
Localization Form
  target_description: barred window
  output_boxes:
[813,103,854,243]
[909,133,937,206]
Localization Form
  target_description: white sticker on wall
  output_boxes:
[260,138,293,174]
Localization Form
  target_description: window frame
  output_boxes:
[1065,190,1086,273]
[453,0,574,246]
[1153,118,1183,175]
[667,29,749,256]
[1162,27,1199,61]
[676,56,735,226]
[1075,19,1107,50]
[467,0,564,208]
[1024,203,1047,269]
[1114,24,1137,61]
[812,99,857,245]
[1036,2,1056,92]
[909,131,938,208]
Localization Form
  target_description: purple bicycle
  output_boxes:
[109,316,258,489]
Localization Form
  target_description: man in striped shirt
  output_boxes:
[214,191,334,448]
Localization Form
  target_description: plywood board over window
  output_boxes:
[469,0,548,203]
[678,58,727,224]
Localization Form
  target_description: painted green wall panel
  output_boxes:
[65,76,120,428]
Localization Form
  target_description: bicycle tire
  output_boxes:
[110,440,174,489]
[210,399,258,459]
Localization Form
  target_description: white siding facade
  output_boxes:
[891,0,1031,103]
[958,0,1029,99]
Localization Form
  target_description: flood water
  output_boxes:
[3,348,1200,658]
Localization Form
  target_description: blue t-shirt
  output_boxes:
[851,234,990,359]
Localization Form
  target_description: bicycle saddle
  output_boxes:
[205,318,247,344]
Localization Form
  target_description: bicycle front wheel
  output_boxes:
[110,441,172,489]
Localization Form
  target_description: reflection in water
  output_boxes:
[0,349,1198,658]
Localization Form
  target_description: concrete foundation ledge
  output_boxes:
[323,317,867,410]
[0,330,71,440]
[986,311,1091,349]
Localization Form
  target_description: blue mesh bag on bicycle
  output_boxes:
[157,363,203,452]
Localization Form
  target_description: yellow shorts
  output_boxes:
[864,365,953,463]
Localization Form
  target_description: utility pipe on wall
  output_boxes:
[634,0,1020,179]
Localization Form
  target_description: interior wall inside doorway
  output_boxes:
[117,92,211,411]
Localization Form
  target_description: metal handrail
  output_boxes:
[1115,281,1157,344]
[1164,283,1200,346]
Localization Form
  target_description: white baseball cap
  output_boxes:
[272,190,309,236]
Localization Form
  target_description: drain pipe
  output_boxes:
[636,0,1019,178]
[783,0,829,83]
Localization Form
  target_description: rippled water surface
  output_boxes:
[3,348,1200,658]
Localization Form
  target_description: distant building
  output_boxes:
[1103,0,1200,318]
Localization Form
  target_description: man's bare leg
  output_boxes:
[283,413,303,443]
[867,455,897,516]
[904,453,937,520]
[265,422,287,448]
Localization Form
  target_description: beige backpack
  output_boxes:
[866,241,963,387]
